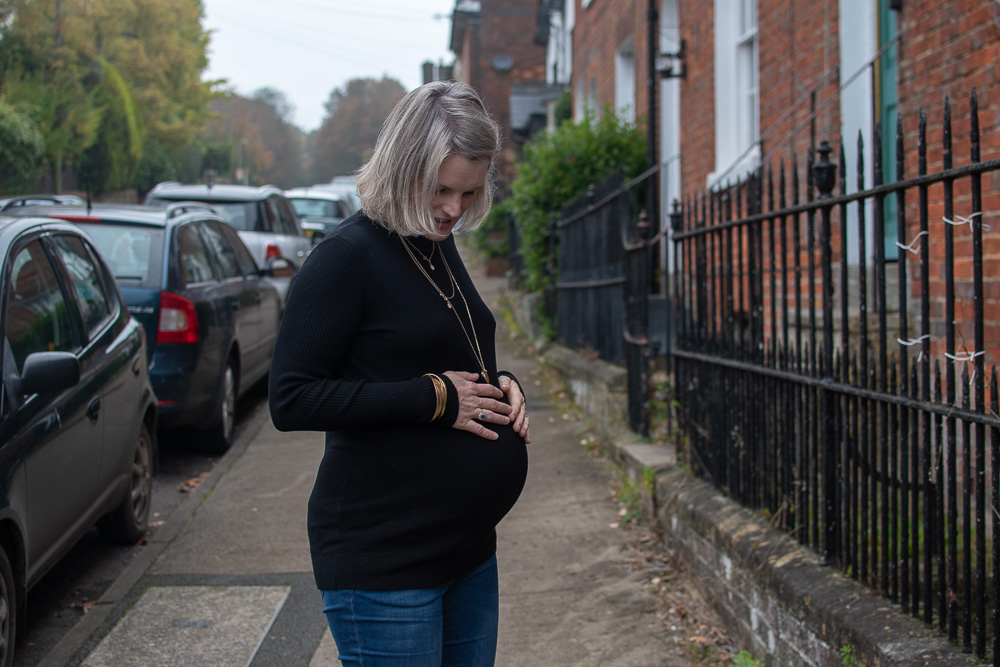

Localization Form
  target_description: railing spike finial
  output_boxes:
[812,140,837,199]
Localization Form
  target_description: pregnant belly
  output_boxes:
[330,425,529,544]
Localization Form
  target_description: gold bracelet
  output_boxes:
[424,374,447,422]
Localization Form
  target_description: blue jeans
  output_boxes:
[321,556,499,666]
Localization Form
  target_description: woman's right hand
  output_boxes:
[444,371,513,440]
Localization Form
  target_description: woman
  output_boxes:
[269,81,531,666]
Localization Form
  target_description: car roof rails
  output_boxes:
[0,195,73,212]
[150,181,182,192]
[165,201,218,218]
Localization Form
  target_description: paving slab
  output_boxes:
[82,585,290,667]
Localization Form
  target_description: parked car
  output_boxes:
[284,186,352,243]
[143,183,311,302]
[0,194,87,212]
[0,214,157,666]
[20,203,290,454]
[325,176,361,215]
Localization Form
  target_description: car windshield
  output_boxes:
[80,224,164,290]
[289,198,343,219]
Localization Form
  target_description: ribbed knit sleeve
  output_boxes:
[268,233,437,432]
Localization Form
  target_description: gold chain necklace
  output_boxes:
[399,236,489,384]
[402,236,437,270]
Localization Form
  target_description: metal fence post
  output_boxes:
[545,213,558,325]
[813,140,839,566]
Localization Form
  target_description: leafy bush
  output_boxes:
[508,106,648,292]
[470,197,512,259]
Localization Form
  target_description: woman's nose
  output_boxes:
[441,195,462,217]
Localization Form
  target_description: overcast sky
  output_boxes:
[202,0,457,132]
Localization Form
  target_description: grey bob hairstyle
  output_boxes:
[356,80,502,237]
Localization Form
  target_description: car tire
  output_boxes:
[98,422,154,545]
[0,547,14,667]
[198,358,237,455]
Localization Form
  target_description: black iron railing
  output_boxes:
[553,167,656,435]
[670,91,1000,662]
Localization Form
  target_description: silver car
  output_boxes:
[285,186,354,243]
[144,183,311,302]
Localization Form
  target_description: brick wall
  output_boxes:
[452,0,548,187]
[676,0,842,196]
[571,0,656,148]
[894,1,1000,365]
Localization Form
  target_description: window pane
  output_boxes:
[6,241,75,371]
[177,225,216,285]
[218,223,259,276]
[200,223,243,279]
[740,0,756,34]
[83,224,163,288]
[212,202,258,232]
[51,235,113,339]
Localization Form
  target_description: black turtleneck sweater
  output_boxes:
[268,212,528,591]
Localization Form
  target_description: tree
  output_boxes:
[78,59,145,194]
[0,100,46,193]
[310,77,406,182]
[0,0,214,192]
[200,89,306,188]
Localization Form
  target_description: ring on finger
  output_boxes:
[478,411,488,421]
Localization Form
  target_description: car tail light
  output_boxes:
[265,244,282,261]
[157,292,199,344]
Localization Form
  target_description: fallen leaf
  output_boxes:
[177,471,210,493]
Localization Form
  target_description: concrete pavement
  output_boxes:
[37,249,688,667]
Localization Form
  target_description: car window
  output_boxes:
[177,224,216,285]
[209,202,259,232]
[264,199,282,234]
[199,223,243,279]
[83,224,164,289]
[50,234,115,340]
[275,199,300,235]
[5,241,76,372]
[210,222,258,275]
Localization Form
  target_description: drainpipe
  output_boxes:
[646,0,659,224]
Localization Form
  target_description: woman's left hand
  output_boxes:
[499,376,531,444]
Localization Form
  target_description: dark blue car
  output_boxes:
[27,203,289,454]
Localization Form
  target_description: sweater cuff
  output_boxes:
[440,374,460,426]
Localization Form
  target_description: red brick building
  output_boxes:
[568,0,1000,365]
[448,0,550,188]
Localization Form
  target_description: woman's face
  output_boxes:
[426,154,489,241]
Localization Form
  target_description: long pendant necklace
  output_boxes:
[402,237,437,270]
[400,236,489,384]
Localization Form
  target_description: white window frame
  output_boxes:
[710,0,761,187]
[615,37,636,123]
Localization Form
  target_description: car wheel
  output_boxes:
[98,422,154,544]
[0,547,14,667]
[199,358,237,455]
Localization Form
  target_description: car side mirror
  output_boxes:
[20,352,81,395]
[263,257,295,278]
[310,230,326,245]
